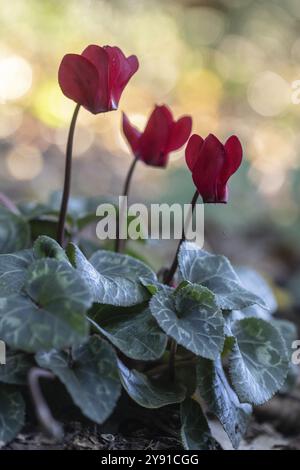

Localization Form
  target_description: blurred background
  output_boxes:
[1,0,300,288]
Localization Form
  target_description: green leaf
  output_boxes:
[33,236,69,263]
[0,351,34,385]
[118,360,186,408]
[89,303,167,361]
[178,242,267,310]
[67,244,156,306]
[0,259,91,352]
[180,398,219,450]
[235,267,277,313]
[0,249,35,296]
[150,283,224,360]
[36,336,121,424]
[229,318,289,405]
[0,207,30,254]
[197,357,252,449]
[0,386,25,445]
[271,319,297,354]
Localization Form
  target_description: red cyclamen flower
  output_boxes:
[185,133,243,203]
[58,45,139,114]
[122,105,192,167]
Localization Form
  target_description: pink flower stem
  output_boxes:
[164,189,199,381]
[0,192,20,214]
[57,103,81,246]
[115,156,139,253]
[164,189,199,285]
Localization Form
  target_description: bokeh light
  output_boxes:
[0,54,32,102]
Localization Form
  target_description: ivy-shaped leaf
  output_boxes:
[150,283,224,360]
[0,207,30,254]
[89,303,167,361]
[229,318,289,405]
[0,236,68,297]
[36,336,121,424]
[0,249,34,296]
[178,242,267,310]
[197,357,252,449]
[0,259,92,352]
[0,385,25,446]
[180,398,220,450]
[118,360,186,408]
[67,244,156,306]
[0,351,34,385]
[33,235,70,263]
[235,267,277,313]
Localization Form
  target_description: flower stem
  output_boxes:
[28,367,63,440]
[164,189,199,285]
[56,103,81,246]
[164,189,199,380]
[115,156,139,253]
[0,192,20,214]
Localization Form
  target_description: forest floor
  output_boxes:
[2,385,300,450]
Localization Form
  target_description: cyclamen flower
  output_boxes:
[122,105,192,167]
[58,45,139,114]
[185,133,243,203]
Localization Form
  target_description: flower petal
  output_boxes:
[185,134,204,171]
[104,46,139,110]
[192,134,226,203]
[167,116,192,153]
[221,135,243,184]
[122,112,141,155]
[81,45,109,110]
[138,105,173,166]
[58,54,100,113]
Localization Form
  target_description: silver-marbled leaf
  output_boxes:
[0,351,34,385]
[150,283,224,360]
[229,318,289,405]
[118,360,186,408]
[178,242,267,310]
[89,303,167,361]
[0,259,92,352]
[0,249,34,296]
[0,386,25,446]
[67,244,156,307]
[180,398,220,450]
[36,336,121,424]
[0,207,30,254]
[197,357,252,449]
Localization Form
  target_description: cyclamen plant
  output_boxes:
[0,44,296,450]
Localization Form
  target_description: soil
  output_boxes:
[2,386,300,450]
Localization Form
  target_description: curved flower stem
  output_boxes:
[28,367,63,440]
[0,192,20,214]
[164,190,199,285]
[115,156,139,253]
[56,103,81,246]
[164,189,199,380]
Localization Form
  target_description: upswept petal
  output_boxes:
[167,116,192,153]
[122,112,141,155]
[185,134,204,171]
[58,54,100,113]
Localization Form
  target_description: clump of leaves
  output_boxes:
[0,221,295,449]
